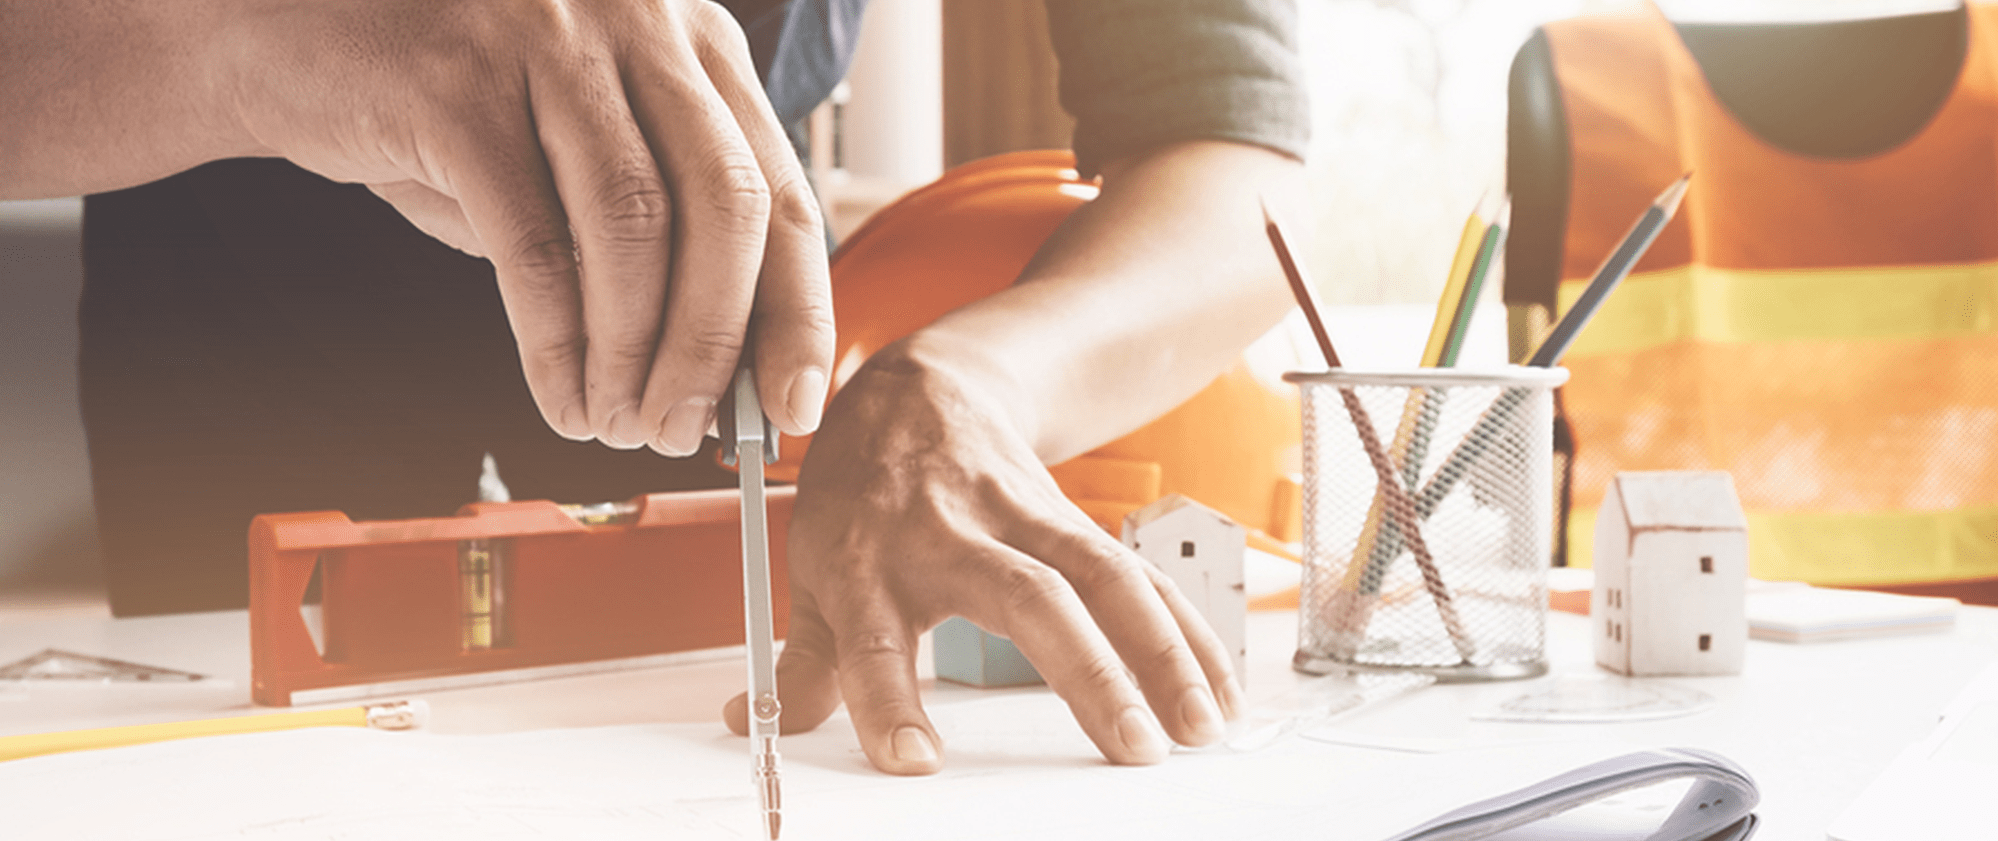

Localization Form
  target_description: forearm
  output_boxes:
[0,0,252,198]
[904,139,1306,463]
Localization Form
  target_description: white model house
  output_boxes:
[1592,471,1749,676]
[1122,494,1248,679]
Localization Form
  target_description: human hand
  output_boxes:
[226,0,834,451]
[724,341,1244,774]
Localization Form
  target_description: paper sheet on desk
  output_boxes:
[1,690,1646,841]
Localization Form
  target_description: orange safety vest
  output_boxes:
[1544,6,1998,588]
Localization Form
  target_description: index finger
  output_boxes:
[1009,516,1232,747]
[682,19,834,436]
[957,542,1173,766]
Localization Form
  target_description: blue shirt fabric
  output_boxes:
[720,0,870,154]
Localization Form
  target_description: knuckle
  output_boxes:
[1074,654,1131,692]
[1141,637,1185,674]
[761,261,835,332]
[789,294,837,337]
[596,334,658,370]
[1062,544,1146,596]
[530,330,589,371]
[504,0,568,34]
[996,563,1071,616]
[590,169,672,245]
[508,234,580,284]
[676,326,745,370]
[1148,568,1188,602]
[836,629,909,664]
[694,158,771,232]
[767,174,825,236]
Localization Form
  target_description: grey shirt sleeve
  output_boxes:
[1046,0,1310,177]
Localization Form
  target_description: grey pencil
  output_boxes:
[1527,174,1691,368]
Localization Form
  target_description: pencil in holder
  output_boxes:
[1285,367,1567,682]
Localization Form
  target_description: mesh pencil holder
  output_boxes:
[1284,367,1568,682]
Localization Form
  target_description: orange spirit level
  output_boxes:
[249,487,793,706]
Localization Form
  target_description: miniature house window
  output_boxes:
[1700,556,1713,573]
[1181,541,1196,557]
[1699,634,1712,652]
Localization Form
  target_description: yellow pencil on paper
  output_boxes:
[0,699,427,762]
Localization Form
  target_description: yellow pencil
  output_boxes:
[1340,193,1495,587]
[1322,195,1502,656]
[0,699,427,762]
[1419,194,1494,368]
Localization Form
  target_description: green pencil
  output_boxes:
[1438,196,1508,367]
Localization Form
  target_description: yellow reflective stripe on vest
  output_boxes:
[1557,261,1998,357]
[1565,503,1998,586]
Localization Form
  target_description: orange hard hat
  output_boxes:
[768,150,1302,545]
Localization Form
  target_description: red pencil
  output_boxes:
[1261,199,1342,369]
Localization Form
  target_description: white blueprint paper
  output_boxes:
[2,689,1643,841]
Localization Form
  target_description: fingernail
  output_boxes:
[656,397,715,456]
[891,726,937,765]
[602,404,646,449]
[1115,706,1169,763]
[786,368,828,432]
[1179,686,1225,744]
[557,402,592,441]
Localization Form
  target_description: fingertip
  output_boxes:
[651,397,716,457]
[860,724,942,776]
[783,367,827,434]
[1175,685,1226,747]
[554,401,593,442]
[597,404,650,450]
[1113,706,1171,765]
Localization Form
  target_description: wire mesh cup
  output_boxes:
[1284,367,1569,682]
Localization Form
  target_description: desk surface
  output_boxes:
[4,602,1996,840]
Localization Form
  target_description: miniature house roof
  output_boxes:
[1610,471,1747,531]
[1125,494,1240,531]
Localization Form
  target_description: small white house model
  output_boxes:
[1593,471,1749,676]
[1122,495,1248,679]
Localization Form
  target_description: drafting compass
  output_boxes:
[720,362,782,840]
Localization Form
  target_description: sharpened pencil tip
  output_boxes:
[1657,173,1693,217]
[1262,207,1342,369]
[1472,188,1499,222]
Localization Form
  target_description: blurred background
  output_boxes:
[0,0,1952,602]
